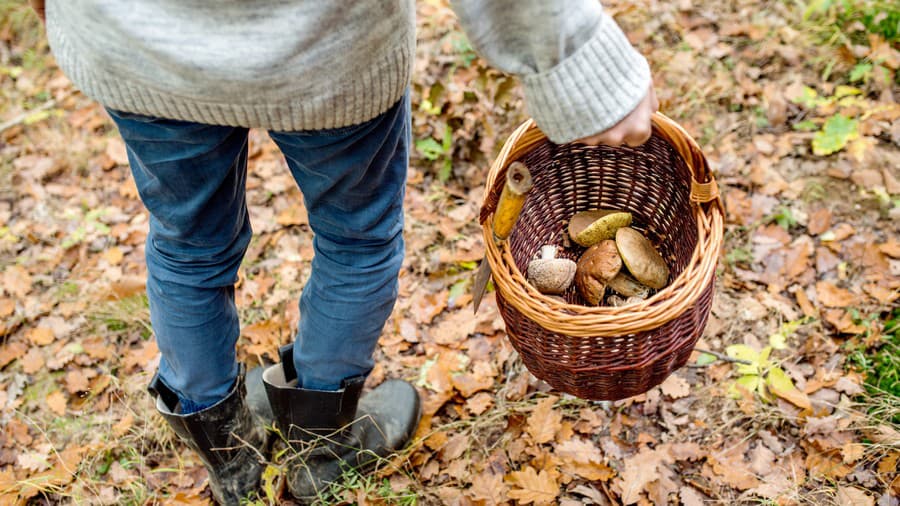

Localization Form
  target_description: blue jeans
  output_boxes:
[108,94,409,413]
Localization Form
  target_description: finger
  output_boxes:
[598,131,625,147]
[624,126,652,147]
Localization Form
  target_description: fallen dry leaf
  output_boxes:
[113,412,134,437]
[660,374,690,399]
[2,265,32,299]
[815,281,858,308]
[0,341,28,367]
[21,347,45,374]
[707,441,760,491]
[841,442,865,465]
[506,466,559,505]
[806,208,832,235]
[823,309,867,334]
[65,369,92,394]
[614,447,666,505]
[679,486,706,506]
[465,391,494,415]
[46,390,67,416]
[105,137,129,165]
[555,438,615,481]
[527,396,562,444]
[275,202,308,226]
[880,237,900,258]
[0,298,14,318]
[18,446,52,473]
[102,246,124,265]
[468,472,508,505]
[836,486,874,506]
[806,450,853,479]
[27,327,55,346]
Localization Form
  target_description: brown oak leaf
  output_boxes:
[506,466,559,505]
[526,396,562,444]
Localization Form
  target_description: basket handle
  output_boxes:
[650,113,719,204]
[480,114,720,225]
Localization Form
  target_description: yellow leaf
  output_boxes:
[726,344,759,375]
[506,466,559,505]
[766,367,811,409]
[261,464,282,504]
[729,375,762,399]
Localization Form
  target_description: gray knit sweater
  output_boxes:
[45,0,650,144]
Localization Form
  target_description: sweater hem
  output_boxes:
[47,19,412,131]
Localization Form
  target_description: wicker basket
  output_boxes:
[480,113,724,401]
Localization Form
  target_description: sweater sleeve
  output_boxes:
[450,0,651,144]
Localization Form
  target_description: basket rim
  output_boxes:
[480,113,725,337]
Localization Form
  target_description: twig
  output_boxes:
[0,98,56,133]
[693,348,753,365]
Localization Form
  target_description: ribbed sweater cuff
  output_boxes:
[522,13,651,144]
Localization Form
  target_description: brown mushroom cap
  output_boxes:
[615,227,669,290]
[607,272,651,298]
[575,240,622,305]
[527,245,577,295]
[569,210,632,247]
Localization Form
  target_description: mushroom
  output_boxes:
[575,240,622,305]
[568,209,632,247]
[615,227,669,290]
[607,271,651,298]
[607,294,647,307]
[527,245,576,295]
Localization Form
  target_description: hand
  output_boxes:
[575,86,659,148]
[30,0,45,22]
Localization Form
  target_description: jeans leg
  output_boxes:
[268,93,410,391]
[107,109,251,412]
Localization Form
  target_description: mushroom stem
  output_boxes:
[540,245,559,260]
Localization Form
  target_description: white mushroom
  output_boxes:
[527,245,577,295]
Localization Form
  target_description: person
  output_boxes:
[31,0,658,503]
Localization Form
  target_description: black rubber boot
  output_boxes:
[262,344,421,502]
[149,367,268,505]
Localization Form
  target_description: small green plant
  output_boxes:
[767,205,799,230]
[415,125,454,182]
[725,246,753,266]
[846,308,899,424]
[790,85,869,156]
[725,343,810,409]
[61,208,111,249]
[803,0,900,45]
[90,294,151,336]
[448,31,477,68]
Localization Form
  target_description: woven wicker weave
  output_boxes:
[479,113,725,400]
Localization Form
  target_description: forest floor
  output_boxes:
[0,0,898,505]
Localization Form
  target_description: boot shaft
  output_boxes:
[150,368,261,468]
[262,346,365,442]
